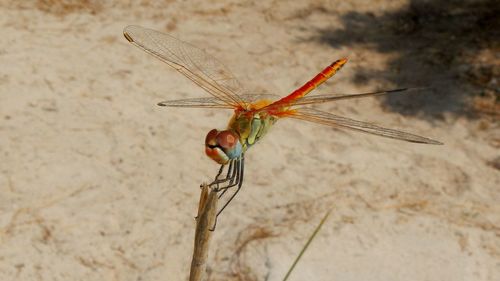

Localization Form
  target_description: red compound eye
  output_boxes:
[204,129,240,165]
[216,130,237,149]
[205,129,219,147]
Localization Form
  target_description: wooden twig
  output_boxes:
[189,184,218,281]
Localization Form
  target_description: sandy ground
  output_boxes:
[0,1,498,280]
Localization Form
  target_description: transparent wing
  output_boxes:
[290,88,421,106]
[288,107,442,144]
[257,88,428,114]
[124,25,246,107]
[157,96,234,108]
[157,94,280,109]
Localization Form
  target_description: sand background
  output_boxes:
[0,0,498,280]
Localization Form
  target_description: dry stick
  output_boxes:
[189,184,219,281]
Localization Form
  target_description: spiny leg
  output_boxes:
[196,161,235,220]
[208,159,239,191]
[216,160,235,189]
[210,155,245,231]
[217,158,240,197]
[200,163,226,189]
[216,154,244,217]
[225,160,234,181]
[228,158,239,186]
[214,164,225,181]
[208,159,238,188]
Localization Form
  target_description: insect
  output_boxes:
[123,25,442,218]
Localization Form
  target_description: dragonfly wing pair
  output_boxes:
[124,25,442,145]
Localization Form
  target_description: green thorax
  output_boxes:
[227,111,277,151]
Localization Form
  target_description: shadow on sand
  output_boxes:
[307,0,499,120]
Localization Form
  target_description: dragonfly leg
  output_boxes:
[217,159,240,197]
[208,161,231,187]
[196,161,235,220]
[214,164,225,181]
[225,160,234,181]
[209,159,240,190]
[210,155,245,230]
[202,164,226,189]
[216,154,244,217]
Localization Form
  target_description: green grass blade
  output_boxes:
[282,209,332,281]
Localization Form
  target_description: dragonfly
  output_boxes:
[123,25,442,219]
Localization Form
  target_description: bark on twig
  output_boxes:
[189,184,218,281]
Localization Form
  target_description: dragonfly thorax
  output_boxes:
[228,111,277,151]
[205,129,243,164]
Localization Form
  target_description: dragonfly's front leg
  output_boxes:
[214,164,226,182]
[196,161,236,220]
[209,155,245,230]
[216,155,244,216]
[208,159,237,190]
[216,158,241,197]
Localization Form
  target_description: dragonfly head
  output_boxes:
[205,129,242,165]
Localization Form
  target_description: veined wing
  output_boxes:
[288,107,442,144]
[290,88,426,106]
[260,88,426,110]
[157,94,279,109]
[157,96,234,108]
[124,25,246,107]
